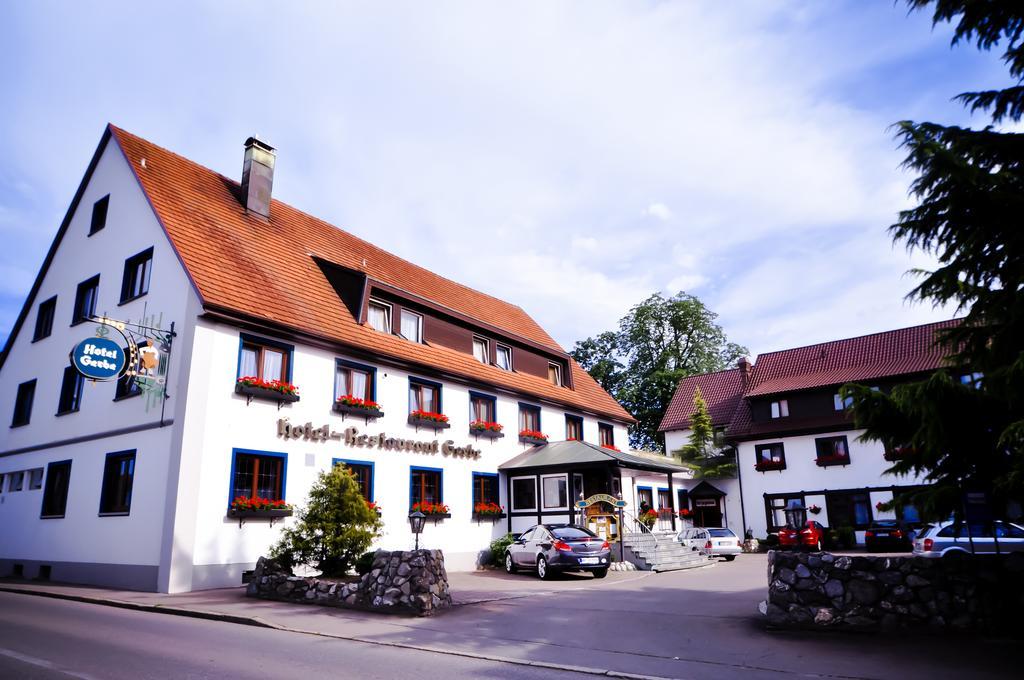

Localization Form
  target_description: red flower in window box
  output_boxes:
[639,509,658,528]
[470,420,503,433]
[518,429,548,443]
[337,395,381,410]
[473,502,504,516]
[236,376,299,396]
[755,459,786,472]
[410,410,449,424]
[601,444,621,451]
[679,508,692,518]
[230,495,293,512]
[411,501,450,516]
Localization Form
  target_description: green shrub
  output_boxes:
[355,551,376,576]
[826,526,856,550]
[270,463,383,577]
[489,533,516,567]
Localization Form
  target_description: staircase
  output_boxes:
[620,530,714,573]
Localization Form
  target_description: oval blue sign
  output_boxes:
[71,337,126,380]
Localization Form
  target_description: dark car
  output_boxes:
[865,520,913,552]
[778,520,826,551]
[504,524,611,580]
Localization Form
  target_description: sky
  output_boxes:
[0,1,1013,359]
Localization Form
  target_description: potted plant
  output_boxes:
[518,429,548,445]
[334,395,384,419]
[411,501,451,520]
[638,508,658,529]
[228,496,294,526]
[470,420,504,439]
[472,502,505,521]
[235,376,300,403]
[408,410,451,429]
[808,504,822,515]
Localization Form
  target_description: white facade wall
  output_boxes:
[0,139,198,589]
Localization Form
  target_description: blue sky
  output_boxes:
[0,1,1012,358]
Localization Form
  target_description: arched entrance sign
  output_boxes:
[576,494,626,560]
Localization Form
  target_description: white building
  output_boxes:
[0,125,643,592]
[658,322,957,543]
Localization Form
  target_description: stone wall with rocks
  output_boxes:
[760,550,1024,633]
[247,549,453,617]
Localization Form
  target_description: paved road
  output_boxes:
[0,591,576,680]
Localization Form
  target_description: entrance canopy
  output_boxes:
[499,440,688,475]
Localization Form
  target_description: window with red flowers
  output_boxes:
[472,472,499,507]
[238,334,292,383]
[598,422,614,448]
[231,450,286,502]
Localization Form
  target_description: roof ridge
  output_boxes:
[753,318,959,359]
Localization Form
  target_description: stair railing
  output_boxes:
[621,509,677,563]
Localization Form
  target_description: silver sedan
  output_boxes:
[678,527,741,560]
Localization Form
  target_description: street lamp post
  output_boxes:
[409,511,426,550]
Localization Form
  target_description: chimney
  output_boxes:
[240,136,276,218]
[738,356,753,389]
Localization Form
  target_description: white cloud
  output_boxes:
[644,203,672,221]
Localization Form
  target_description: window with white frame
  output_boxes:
[548,362,562,386]
[511,477,537,511]
[472,336,489,364]
[833,393,853,411]
[541,474,568,509]
[399,309,422,343]
[367,299,392,333]
[496,344,512,371]
[770,400,789,418]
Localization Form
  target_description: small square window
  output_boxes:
[472,472,499,507]
[519,404,541,433]
[231,451,286,502]
[89,195,110,235]
[28,468,44,490]
[334,460,373,503]
[833,393,853,411]
[367,299,392,333]
[237,335,291,383]
[115,371,142,400]
[410,467,442,508]
[12,379,36,427]
[57,366,84,415]
[99,451,136,515]
[541,474,568,509]
[399,309,422,343]
[598,423,615,448]
[120,247,153,303]
[511,477,537,511]
[41,460,72,518]
[770,400,789,418]
[8,471,25,492]
[409,378,441,415]
[470,392,496,423]
[496,344,513,371]
[565,414,583,441]
[33,296,56,341]
[548,362,563,386]
[472,337,489,364]
[72,275,100,326]
[335,360,375,402]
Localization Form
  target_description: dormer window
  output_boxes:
[399,309,422,343]
[367,299,391,333]
[496,344,512,371]
[770,400,789,419]
[473,336,489,364]
[548,362,563,386]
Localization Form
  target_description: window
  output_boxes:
[41,460,72,518]
[469,392,496,423]
[677,489,690,513]
[472,336,489,364]
[755,443,786,469]
[33,296,56,341]
[636,486,653,509]
[334,459,373,502]
[833,393,853,411]
[410,467,442,508]
[565,414,583,441]
[231,450,286,502]
[12,379,36,427]
[57,366,84,414]
[766,495,804,532]
[548,362,563,386]
[89,194,109,235]
[398,309,422,343]
[496,344,513,371]
[9,471,25,492]
[99,450,136,515]
[815,436,850,463]
[238,334,291,382]
[28,468,43,490]
[960,372,984,389]
[367,299,392,333]
[519,403,541,433]
[0,474,4,493]
[770,400,789,418]
[826,491,872,529]
[511,477,537,511]
[335,359,375,401]
[657,489,671,510]
[598,423,614,448]
[72,275,100,325]
[119,247,153,303]
[472,472,499,507]
[409,378,441,414]
[542,474,568,509]
[114,369,142,400]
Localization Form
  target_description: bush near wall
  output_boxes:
[760,550,1024,634]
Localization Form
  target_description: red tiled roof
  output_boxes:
[743,320,958,398]
[658,368,744,432]
[108,125,633,423]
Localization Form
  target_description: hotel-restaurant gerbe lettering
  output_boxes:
[276,418,481,460]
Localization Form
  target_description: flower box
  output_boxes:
[815,455,851,468]
[518,430,548,445]
[333,402,384,419]
[227,507,293,527]
[883,446,914,462]
[679,509,693,519]
[471,428,504,440]
[754,460,786,472]
[472,503,504,521]
[470,421,504,439]
[472,512,507,522]
[408,411,451,429]
[235,381,300,403]
[657,509,675,519]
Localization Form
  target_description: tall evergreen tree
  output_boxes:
[674,387,737,479]
[844,1,1024,518]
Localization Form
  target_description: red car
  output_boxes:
[778,520,826,551]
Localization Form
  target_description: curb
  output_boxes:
[0,585,677,679]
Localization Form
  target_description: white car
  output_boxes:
[678,527,741,560]
[912,520,1024,557]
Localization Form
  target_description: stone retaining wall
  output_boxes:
[760,550,1024,633]
[247,549,452,617]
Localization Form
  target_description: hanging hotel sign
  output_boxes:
[70,337,126,380]
[276,419,482,460]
